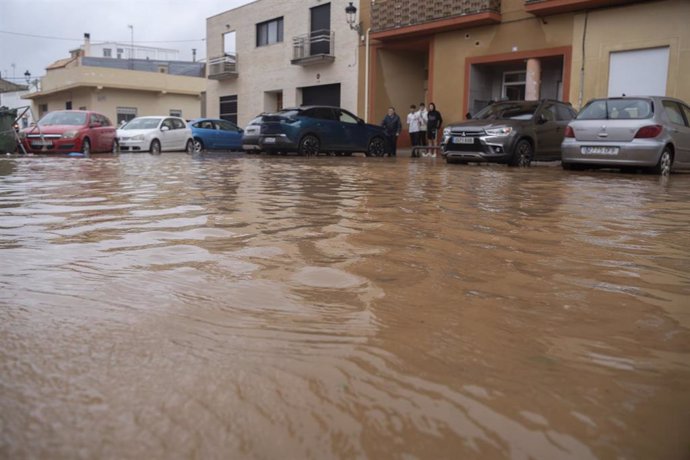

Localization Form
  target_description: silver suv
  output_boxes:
[442,100,577,166]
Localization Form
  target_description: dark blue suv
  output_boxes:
[257,106,388,156]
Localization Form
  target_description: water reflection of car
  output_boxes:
[255,106,388,156]
[242,114,265,153]
[442,100,577,166]
[19,110,116,154]
[561,96,690,175]
[189,118,243,153]
[117,116,193,154]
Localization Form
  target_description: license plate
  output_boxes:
[31,141,53,147]
[263,137,276,144]
[581,146,619,155]
[453,136,475,144]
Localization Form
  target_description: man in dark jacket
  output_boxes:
[381,107,401,157]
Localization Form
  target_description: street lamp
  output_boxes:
[345,2,362,36]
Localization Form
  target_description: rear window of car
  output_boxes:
[577,99,653,120]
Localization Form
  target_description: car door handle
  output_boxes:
[597,133,608,138]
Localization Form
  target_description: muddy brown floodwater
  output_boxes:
[1,153,689,459]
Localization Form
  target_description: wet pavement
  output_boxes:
[1,153,689,459]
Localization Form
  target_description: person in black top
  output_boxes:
[426,102,443,156]
[381,107,401,157]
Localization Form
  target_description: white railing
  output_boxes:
[208,54,238,78]
[292,30,335,61]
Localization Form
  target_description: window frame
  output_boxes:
[256,17,284,47]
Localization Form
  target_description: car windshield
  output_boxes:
[277,110,300,118]
[472,103,538,120]
[38,111,87,126]
[577,99,653,120]
[122,118,162,130]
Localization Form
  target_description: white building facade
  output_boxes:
[205,0,360,127]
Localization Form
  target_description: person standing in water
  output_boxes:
[426,102,443,157]
[381,107,401,157]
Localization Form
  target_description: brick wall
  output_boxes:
[371,0,501,32]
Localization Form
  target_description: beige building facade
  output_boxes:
[364,0,690,145]
[205,0,362,127]
[23,36,206,125]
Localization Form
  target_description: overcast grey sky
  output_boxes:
[0,0,254,84]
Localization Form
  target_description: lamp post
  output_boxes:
[345,2,372,122]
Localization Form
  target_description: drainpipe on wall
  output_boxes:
[578,11,589,109]
[364,27,371,123]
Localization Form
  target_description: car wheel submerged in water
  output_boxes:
[299,134,320,156]
[652,148,673,176]
[185,140,194,155]
[81,138,91,155]
[150,139,161,155]
[367,136,386,157]
[193,138,204,153]
[510,139,533,167]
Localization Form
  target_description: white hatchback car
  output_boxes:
[117,116,194,154]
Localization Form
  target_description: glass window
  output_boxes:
[339,110,359,124]
[256,17,283,47]
[541,104,556,122]
[38,111,87,126]
[169,109,182,117]
[662,100,685,126]
[103,48,112,58]
[680,104,690,127]
[217,120,239,131]
[305,108,335,120]
[122,118,161,130]
[220,95,238,124]
[578,99,653,120]
[556,104,576,121]
[117,107,137,126]
[161,119,175,130]
[171,118,185,130]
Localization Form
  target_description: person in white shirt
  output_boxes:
[417,103,429,155]
[407,105,421,147]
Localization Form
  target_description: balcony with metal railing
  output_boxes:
[371,0,501,39]
[291,30,335,66]
[207,54,238,80]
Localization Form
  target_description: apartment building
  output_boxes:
[363,0,690,141]
[23,34,206,124]
[205,0,362,127]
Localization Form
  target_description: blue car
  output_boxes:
[257,106,388,156]
[189,118,243,152]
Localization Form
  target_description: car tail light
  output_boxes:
[564,126,575,138]
[634,125,663,139]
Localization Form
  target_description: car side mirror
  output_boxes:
[161,126,170,132]
[465,112,472,120]
[239,128,244,134]
[537,114,548,124]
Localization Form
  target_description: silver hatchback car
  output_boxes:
[561,96,690,175]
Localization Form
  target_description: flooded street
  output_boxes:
[1,153,689,459]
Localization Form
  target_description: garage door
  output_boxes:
[301,83,341,107]
[608,47,669,97]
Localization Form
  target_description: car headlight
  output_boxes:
[132,134,145,141]
[18,131,26,139]
[62,130,78,139]
[485,127,513,136]
[443,127,451,136]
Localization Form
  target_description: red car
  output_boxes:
[20,110,117,154]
